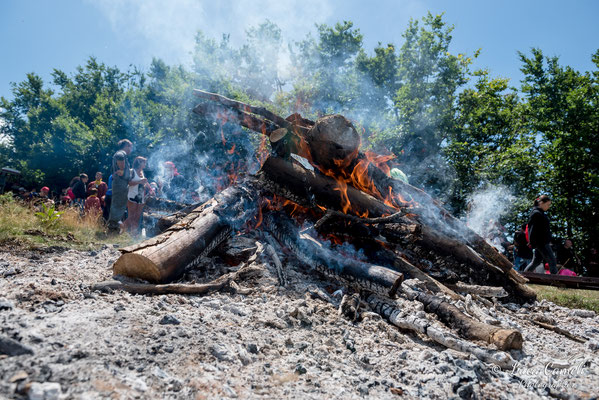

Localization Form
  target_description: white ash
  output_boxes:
[0,238,597,399]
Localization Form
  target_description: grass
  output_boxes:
[0,193,133,250]
[529,284,599,313]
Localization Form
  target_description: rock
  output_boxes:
[0,335,34,356]
[588,340,599,351]
[295,363,307,375]
[27,382,61,400]
[457,383,474,399]
[572,309,596,318]
[9,370,29,383]
[159,315,180,325]
[357,384,369,396]
[210,344,234,362]
[0,298,14,310]
[223,384,238,398]
[247,343,259,354]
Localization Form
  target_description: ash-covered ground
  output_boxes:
[1,235,599,399]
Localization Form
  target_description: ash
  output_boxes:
[1,236,598,400]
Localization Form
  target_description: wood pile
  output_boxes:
[105,89,551,368]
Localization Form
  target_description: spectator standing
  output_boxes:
[159,161,187,202]
[84,187,102,218]
[108,139,133,233]
[524,195,558,274]
[103,174,113,221]
[72,173,88,207]
[88,172,108,206]
[123,156,150,235]
[513,224,533,271]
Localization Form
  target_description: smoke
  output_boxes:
[464,185,515,251]
[88,0,334,68]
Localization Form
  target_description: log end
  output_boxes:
[491,329,523,351]
[113,253,163,283]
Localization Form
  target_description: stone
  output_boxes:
[27,382,61,400]
[0,298,14,310]
[572,309,596,318]
[0,335,34,356]
[457,383,474,399]
[295,363,307,375]
[247,343,259,354]
[210,344,234,362]
[159,315,180,325]
[9,370,29,383]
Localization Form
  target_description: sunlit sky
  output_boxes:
[2,0,598,99]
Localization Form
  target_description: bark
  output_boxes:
[95,262,260,295]
[145,196,189,212]
[258,156,396,218]
[112,180,260,283]
[402,285,523,350]
[365,293,515,369]
[445,282,508,298]
[263,212,404,298]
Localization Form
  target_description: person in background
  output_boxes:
[72,173,88,207]
[513,224,533,271]
[524,195,558,274]
[84,187,102,218]
[107,139,133,233]
[88,172,108,206]
[159,161,187,202]
[103,174,113,221]
[556,239,582,275]
[585,247,599,277]
[123,156,151,235]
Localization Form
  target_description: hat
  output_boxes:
[41,186,50,192]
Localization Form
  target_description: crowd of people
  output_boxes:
[11,139,190,237]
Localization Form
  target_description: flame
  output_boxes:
[227,144,236,155]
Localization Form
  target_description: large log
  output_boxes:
[263,212,404,298]
[259,156,396,218]
[112,180,260,283]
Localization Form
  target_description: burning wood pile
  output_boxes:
[103,89,543,368]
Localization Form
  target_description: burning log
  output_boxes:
[112,180,260,283]
[263,212,404,298]
[259,156,396,217]
[445,282,508,298]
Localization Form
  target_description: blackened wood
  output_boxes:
[264,212,404,298]
[259,156,396,218]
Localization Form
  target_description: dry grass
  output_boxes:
[0,193,132,249]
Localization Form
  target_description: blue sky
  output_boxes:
[1,0,598,100]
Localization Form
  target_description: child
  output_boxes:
[84,187,102,218]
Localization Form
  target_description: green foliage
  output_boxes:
[1,14,598,249]
[35,202,63,226]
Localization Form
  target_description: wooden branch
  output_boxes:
[95,262,261,295]
[402,285,523,350]
[446,282,508,298]
[145,196,190,212]
[365,293,515,369]
[531,320,588,343]
[192,103,280,136]
[193,89,310,136]
[112,179,260,283]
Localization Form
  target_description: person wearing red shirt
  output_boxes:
[84,188,102,218]
[88,172,108,205]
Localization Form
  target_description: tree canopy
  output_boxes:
[1,13,598,250]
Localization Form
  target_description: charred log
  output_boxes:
[263,212,404,298]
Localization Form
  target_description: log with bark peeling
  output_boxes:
[112,179,261,283]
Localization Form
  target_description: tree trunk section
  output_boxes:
[113,180,260,283]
